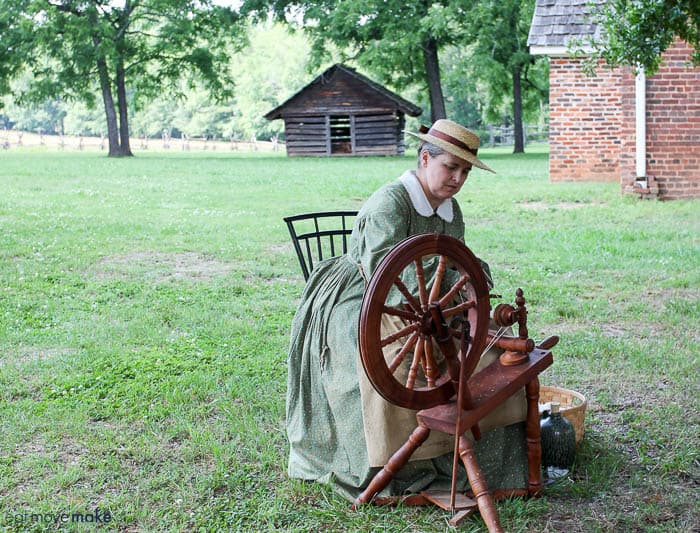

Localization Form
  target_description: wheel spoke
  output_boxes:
[428,255,447,304]
[438,274,471,306]
[442,299,476,318]
[414,258,428,309]
[423,339,439,387]
[406,336,424,390]
[380,322,420,347]
[381,304,418,321]
[393,277,421,312]
[388,331,419,373]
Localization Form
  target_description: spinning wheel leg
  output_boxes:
[525,377,543,496]
[457,435,504,533]
[352,425,431,509]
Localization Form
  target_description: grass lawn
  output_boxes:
[0,145,697,532]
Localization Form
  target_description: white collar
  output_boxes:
[399,170,454,222]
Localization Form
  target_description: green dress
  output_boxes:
[286,173,528,500]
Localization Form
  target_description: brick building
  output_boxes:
[528,0,700,199]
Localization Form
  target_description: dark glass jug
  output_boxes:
[540,402,576,478]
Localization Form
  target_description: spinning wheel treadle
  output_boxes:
[359,233,491,410]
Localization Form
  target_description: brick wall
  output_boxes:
[549,57,625,182]
[620,40,700,200]
[549,41,700,199]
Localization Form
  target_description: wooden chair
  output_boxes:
[284,211,358,281]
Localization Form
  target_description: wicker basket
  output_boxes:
[539,385,587,444]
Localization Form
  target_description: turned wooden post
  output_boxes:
[353,425,431,508]
[458,435,504,533]
[525,377,543,496]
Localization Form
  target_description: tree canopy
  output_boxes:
[590,0,700,74]
[243,0,468,122]
[0,0,246,156]
[447,0,544,152]
[2,2,551,150]
[243,0,544,151]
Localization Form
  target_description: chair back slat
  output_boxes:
[284,211,359,281]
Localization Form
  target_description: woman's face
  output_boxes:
[418,150,473,208]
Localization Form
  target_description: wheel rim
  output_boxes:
[359,233,490,410]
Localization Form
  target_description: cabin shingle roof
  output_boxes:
[265,64,421,120]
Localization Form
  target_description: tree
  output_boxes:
[0,0,245,156]
[3,21,314,144]
[1,71,68,134]
[448,0,545,153]
[0,4,27,101]
[226,21,312,140]
[243,0,466,122]
[589,0,700,74]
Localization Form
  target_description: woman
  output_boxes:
[286,119,528,500]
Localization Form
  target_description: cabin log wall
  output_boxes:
[283,113,407,157]
[267,64,420,157]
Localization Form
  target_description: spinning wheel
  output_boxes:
[354,234,556,532]
[359,233,491,410]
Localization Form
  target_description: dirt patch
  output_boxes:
[14,435,87,467]
[268,243,292,254]
[4,435,88,497]
[94,251,233,281]
[1,347,77,366]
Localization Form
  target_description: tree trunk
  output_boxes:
[115,61,133,156]
[95,51,121,157]
[512,65,524,153]
[422,36,446,123]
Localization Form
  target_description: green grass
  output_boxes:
[0,145,698,531]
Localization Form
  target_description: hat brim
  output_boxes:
[405,131,495,173]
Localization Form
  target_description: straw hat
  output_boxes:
[406,119,495,173]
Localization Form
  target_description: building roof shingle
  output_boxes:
[528,0,603,51]
[264,64,421,120]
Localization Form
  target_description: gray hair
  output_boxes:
[417,142,445,165]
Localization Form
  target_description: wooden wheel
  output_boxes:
[359,234,491,410]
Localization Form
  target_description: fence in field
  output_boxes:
[1,124,550,153]
[0,130,284,153]
[484,123,549,147]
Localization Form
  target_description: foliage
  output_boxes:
[226,22,313,140]
[3,21,312,143]
[441,37,549,129]
[3,4,550,145]
[0,0,246,155]
[0,1,32,101]
[0,94,67,135]
[455,0,546,117]
[127,21,314,141]
[588,0,700,74]
[61,103,104,137]
[129,96,181,139]
[443,0,547,152]
[242,0,548,149]
[243,0,468,122]
[169,86,235,140]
